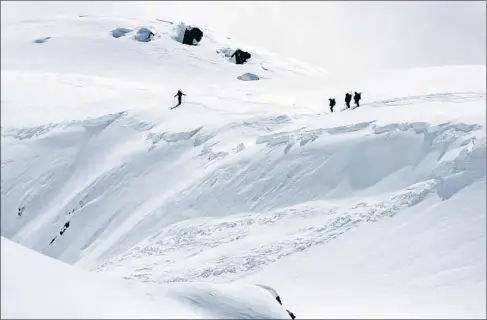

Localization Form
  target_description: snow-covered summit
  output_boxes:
[1,15,325,86]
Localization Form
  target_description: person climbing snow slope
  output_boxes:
[353,91,362,108]
[329,98,336,113]
[344,92,352,109]
[174,90,186,107]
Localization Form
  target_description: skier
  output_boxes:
[174,90,186,107]
[353,91,361,108]
[329,98,336,113]
[345,92,352,109]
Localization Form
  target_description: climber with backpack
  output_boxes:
[353,91,362,108]
[344,92,352,109]
[329,98,336,113]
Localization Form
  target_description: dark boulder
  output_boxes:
[183,27,203,45]
[232,49,252,64]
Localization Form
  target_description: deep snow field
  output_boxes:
[1,10,486,319]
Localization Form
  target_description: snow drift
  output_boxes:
[1,237,292,319]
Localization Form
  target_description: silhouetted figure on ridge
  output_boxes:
[329,98,336,113]
[345,92,352,109]
[353,91,361,108]
[174,90,186,107]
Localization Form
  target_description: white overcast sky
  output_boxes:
[2,1,485,72]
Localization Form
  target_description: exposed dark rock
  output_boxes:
[232,49,252,65]
[33,37,51,44]
[182,27,203,45]
[59,221,71,236]
[49,236,57,245]
[287,309,296,319]
[217,47,252,64]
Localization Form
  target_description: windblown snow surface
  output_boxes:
[1,12,486,319]
[1,236,291,319]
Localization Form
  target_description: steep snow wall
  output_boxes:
[1,81,485,266]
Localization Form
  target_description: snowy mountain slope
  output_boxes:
[238,179,486,319]
[1,15,324,87]
[2,65,485,266]
[1,236,291,319]
[1,11,486,319]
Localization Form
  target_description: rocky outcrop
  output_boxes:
[173,22,203,46]
[232,49,252,64]
[183,27,203,45]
